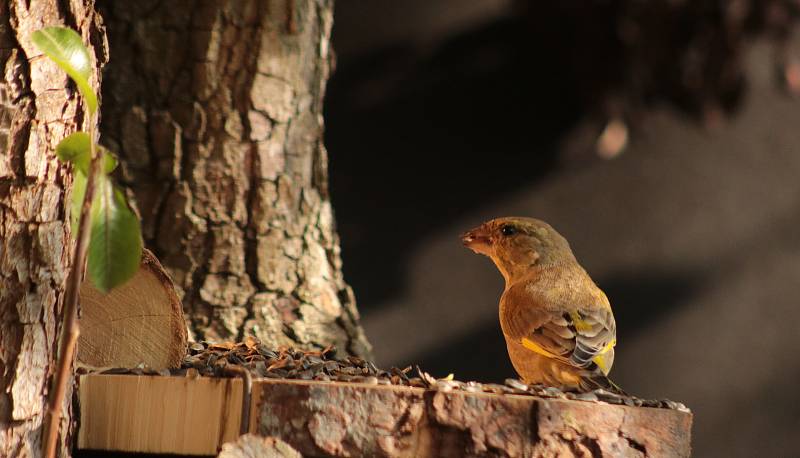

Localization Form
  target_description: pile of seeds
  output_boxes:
[182,338,399,384]
[95,337,688,412]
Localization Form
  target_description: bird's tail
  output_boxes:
[582,373,628,396]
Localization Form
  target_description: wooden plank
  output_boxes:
[78,374,242,455]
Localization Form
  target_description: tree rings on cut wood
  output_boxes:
[78,249,187,369]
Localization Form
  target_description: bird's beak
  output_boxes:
[461,225,493,256]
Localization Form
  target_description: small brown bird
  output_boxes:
[462,217,623,393]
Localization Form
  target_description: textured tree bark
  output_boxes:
[98,0,372,357]
[0,0,105,456]
[252,382,692,458]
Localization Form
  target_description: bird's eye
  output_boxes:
[501,225,517,236]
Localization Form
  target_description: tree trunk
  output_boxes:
[0,1,105,455]
[97,0,372,357]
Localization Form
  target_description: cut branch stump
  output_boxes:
[78,249,187,369]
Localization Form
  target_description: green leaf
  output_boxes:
[31,26,98,114]
[57,134,119,177]
[101,149,118,174]
[56,132,91,173]
[87,175,142,292]
[70,170,87,233]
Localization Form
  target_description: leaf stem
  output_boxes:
[43,120,101,458]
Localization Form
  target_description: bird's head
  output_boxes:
[461,217,575,282]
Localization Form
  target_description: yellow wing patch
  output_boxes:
[591,338,617,374]
[568,311,594,333]
[521,337,557,359]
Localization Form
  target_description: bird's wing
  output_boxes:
[501,282,617,374]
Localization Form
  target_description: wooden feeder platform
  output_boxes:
[74,250,692,456]
[77,374,692,457]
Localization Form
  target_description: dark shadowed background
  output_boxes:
[325,1,800,457]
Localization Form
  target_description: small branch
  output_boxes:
[43,131,102,458]
[224,365,253,435]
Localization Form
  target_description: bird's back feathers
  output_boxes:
[500,264,623,391]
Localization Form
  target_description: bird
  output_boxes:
[461,216,625,394]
